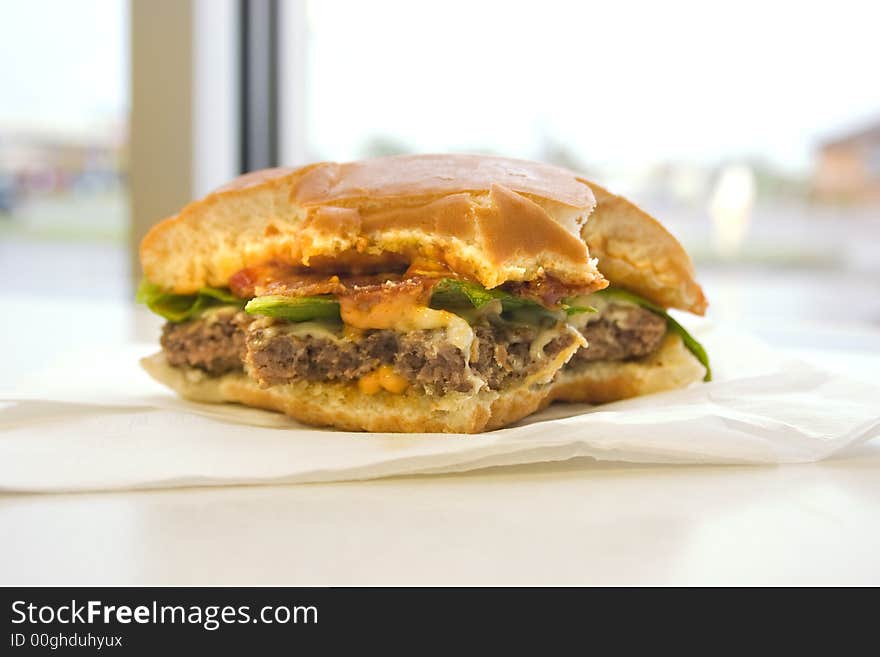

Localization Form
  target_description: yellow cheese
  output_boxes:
[358,365,410,395]
[340,298,475,358]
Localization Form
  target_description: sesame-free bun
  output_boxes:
[141,154,607,294]
[550,332,707,404]
[581,182,707,315]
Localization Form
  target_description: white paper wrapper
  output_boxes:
[2,323,879,492]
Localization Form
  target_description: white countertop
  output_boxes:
[2,296,879,585]
[2,443,879,586]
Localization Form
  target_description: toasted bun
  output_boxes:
[142,353,556,433]
[581,182,707,315]
[550,333,707,404]
[141,154,607,294]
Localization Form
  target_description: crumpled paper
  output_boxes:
[2,323,879,492]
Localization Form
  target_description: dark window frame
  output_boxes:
[239,0,280,172]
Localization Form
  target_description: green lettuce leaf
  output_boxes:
[136,281,244,322]
[245,279,563,325]
[430,278,527,312]
[197,287,241,304]
[562,302,597,316]
[595,288,712,381]
[430,278,594,316]
[141,275,593,326]
[244,295,342,322]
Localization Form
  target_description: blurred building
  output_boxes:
[813,121,880,204]
[0,126,126,214]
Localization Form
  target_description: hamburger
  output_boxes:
[137,155,610,433]
[552,182,711,403]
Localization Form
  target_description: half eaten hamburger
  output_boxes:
[137,155,608,433]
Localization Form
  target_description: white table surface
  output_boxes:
[2,296,879,586]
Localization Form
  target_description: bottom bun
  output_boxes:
[550,332,706,404]
[141,353,555,434]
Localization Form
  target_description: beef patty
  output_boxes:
[570,303,667,365]
[160,311,576,395]
[161,309,248,376]
[246,321,575,395]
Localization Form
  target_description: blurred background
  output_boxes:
[1,0,879,367]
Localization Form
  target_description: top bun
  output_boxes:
[581,182,707,315]
[140,154,607,294]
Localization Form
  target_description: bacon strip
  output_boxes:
[338,276,439,311]
[229,259,596,309]
[504,277,600,308]
[229,260,410,299]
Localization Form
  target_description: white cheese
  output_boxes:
[396,307,475,360]
[529,327,562,361]
[274,320,346,343]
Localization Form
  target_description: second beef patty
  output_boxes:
[569,302,667,365]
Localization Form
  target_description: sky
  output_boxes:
[1,0,879,172]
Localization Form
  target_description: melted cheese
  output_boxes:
[358,365,410,395]
[340,299,475,357]
[529,327,563,362]
[566,294,608,329]
[277,320,345,342]
[258,320,346,344]
[524,325,586,386]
